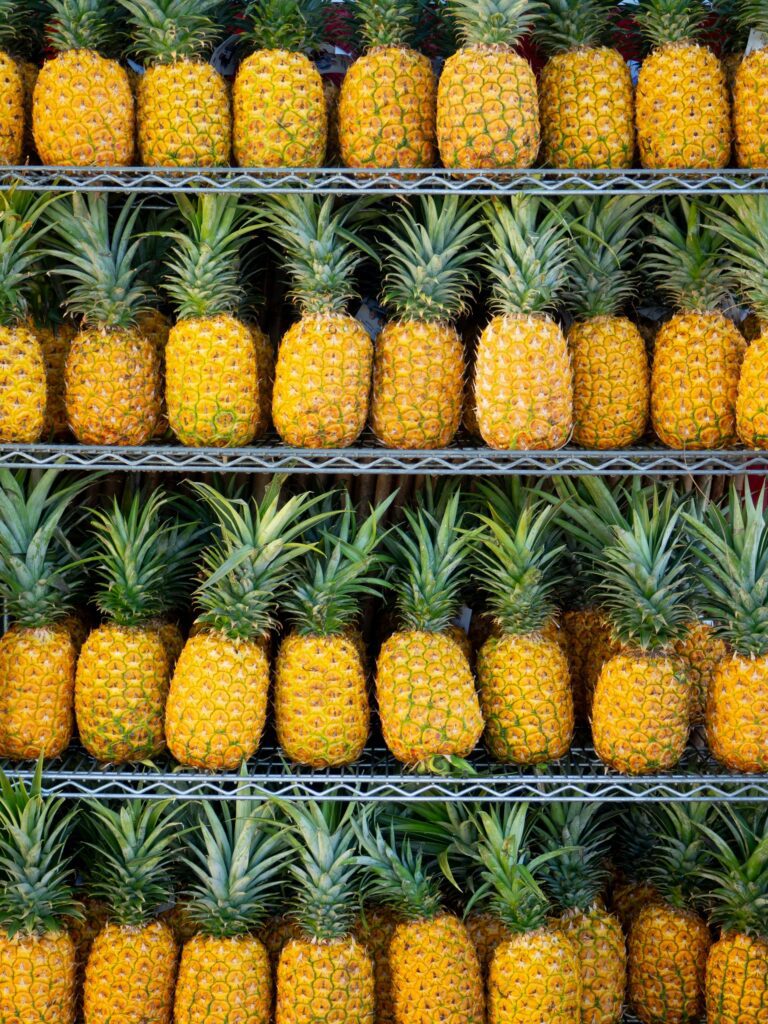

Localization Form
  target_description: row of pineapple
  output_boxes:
[5,188,768,454]
[4,0,768,172]
[1,767,766,1024]
[2,468,767,778]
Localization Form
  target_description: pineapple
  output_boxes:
[474,481,574,764]
[38,319,77,440]
[684,484,768,772]
[465,911,512,980]
[673,621,727,725]
[0,470,91,760]
[233,0,327,168]
[353,906,401,1024]
[75,488,200,764]
[634,0,731,169]
[475,198,573,450]
[561,606,606,721]
[371,196,481,449]
[563,196,650,450]
[0,0,27,164]
[376,484,484,768]
[648,199,745,450]
[339,0,436,169]
[277,803,375,1024]
[250,323,275,439]
[33,0,134,167]
[174,796,285,1024]
[261,195,374,448]
[82,800,181,1024]
[438,0,540,169]
[165,479,325,770]
[536,0,635,168]
[732,1,768,166]
[628,803,712,1024]
[163,194,261,448]
[120,0,230,167]
[276,492,393,768]
[0,764,80,1024]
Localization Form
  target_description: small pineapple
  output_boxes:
[673,621,727,725]
[732,1,768,166]
[353,906,401,1024]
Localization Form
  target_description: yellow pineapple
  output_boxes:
[562,606,605,721]
[250,322,275,439]
[732,2,768,166]
[37,318,76,439]
[0,4,27,165]
[354,906,401,1024]
[136,306,172,438]
[465,912,512,981]
[673,621,727,724]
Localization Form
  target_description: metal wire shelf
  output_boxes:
[3,740,765,803]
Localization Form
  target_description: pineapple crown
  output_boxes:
[645,198,735,314]
[734,0,768,32]
[483,197,572,317]
[699,806,768,941]
[535,0,615,53]
[260,196,376,316]
[449,0,544,48]
[120,0,223,63]
[45,194,153,331]
[380,197,482,325]
[634,0,710,47]
[534,803,614,913]
[0,470,93,628]
[241,0,326,53]
[683,485,768,658]
[613,805,659,884]
[0,0,34,57]
[353,0,419,49]
[192,478,329,641]
[83,800,182,928]
[0,192,58,328]
[46,0,123,54]
[0,763,81,938]
[645,803,714,911]
[283,491,394,637]
[708,196,768,318]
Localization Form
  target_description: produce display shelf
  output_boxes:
[1,438,765,476]
[4,741,766,803]
[5,165,768,196]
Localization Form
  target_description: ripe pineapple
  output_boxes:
[120,0,230,167]
[277,803,375,1024]
[475,481,574,764]
[83,801,181,1024]
[250,323,275,439]
[0,764,80,1024]
[276,492,393,768]
[438,0,540,169]
[561,606,606,721]
[536,0,635,168]
[376,484,484,767]
[673,621,727,725]
[0,1,26,164]
[475,198,573,450]
[537,803,626,1024]
[166,479,325,770]
[648,199,745,450]
[354,906,401,1024]
[371,196,481,449]
[339,0,436,168]
[634,0,731,169]
[628,803,712,1024]
[732,1,768,166]
[174,796,285,1024]
[33,0,134,166]
[0,470,91,760]
[261,195,374,448]
[38,318,76,439]
[233,0,327,168]
[563,196,650,450]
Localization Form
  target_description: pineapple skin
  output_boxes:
[477,633,573,765]
[233,50,326,168]
[673,621,727,725]
[650,311,745,450]
[272,312,373,448]
[33,49,134,167]
[0,52,24,164]
[734,49,768,168]
[354,907,400,1024]
[84,920,177,1024]
[137,59,231,167]
[276,935,375,1024]
[707,653,768,773]
[569,315,649,449]
[174,934,271,1024]
[437,46,539,169]
[636,43,730,170]
[559,905,627,1024]
[37,320,76,439]
[736,330,768,448]
[0,929,77,1024]
[488,928,581,1024]
[0,624,76,760]
[339,47,436,169]
[258,915,303,971]
[250,323,275,440]
[539,47,635,170]
[17,58,37,161]
[706,932,768,1023]
[0,323,46,443]
[165,631,270,770]
[592,652,689,775]
[136,308,171,440]
[389,914,484,1024]
[475,313,573,451]
[628,903,710,1024]
[165,313,260,448]
[562,607,606,722]
[65,326,161,446]
[75,624,170,764]
[376,629,484,766]
[370,320,464,449]
[275,632,369,768]
[465,911,512,981]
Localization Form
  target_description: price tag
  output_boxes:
[211,34,241,77]
[747,29,768,55]
[452,605,473,634]
[355,298,387,340]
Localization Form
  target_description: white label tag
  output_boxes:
[452,605,473,634]
[211,34,241,77]
[315,44,354,76]
[127,58,145,75]
[747,29,768,55]
[637,305,670,323]
[355,298,387,340]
